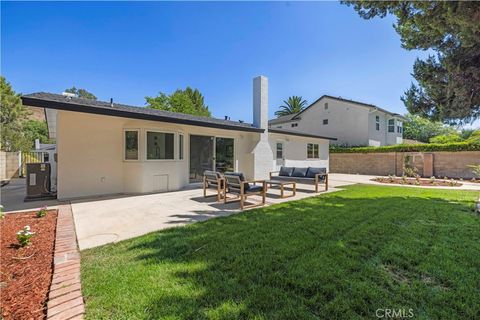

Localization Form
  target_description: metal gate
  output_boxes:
[20,151,48,177]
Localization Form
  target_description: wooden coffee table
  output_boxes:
[265,180,296,198]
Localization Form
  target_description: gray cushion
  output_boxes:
[292,167,308,177]
[279,166,294,177]
[247,185,264,193]
[306,167,326,178]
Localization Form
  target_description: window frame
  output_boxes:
[323,119,328,125]
[388,119,395,133]
[145,130,176,161]
[123,129,140,161]
[276,142,284,160]
[324,103,328,110]
[178,133,184,160]
[307,143,320,159]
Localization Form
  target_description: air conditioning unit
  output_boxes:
[25,163,56,201]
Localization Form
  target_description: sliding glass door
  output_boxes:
[189,135,214,183]
[189,135,234,183]
[215,137,234,173]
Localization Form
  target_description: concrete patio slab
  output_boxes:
[72,179,354,250]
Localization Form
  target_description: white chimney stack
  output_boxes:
[253,75,268,130]
[251,75,273,180]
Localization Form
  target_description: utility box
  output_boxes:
[25,162,53,200]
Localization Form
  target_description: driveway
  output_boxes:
[72,179,354,250]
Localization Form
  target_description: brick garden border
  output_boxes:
[46,203,85,319]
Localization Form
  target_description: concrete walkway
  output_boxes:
[71,179,355,250]
[330,173,480,191]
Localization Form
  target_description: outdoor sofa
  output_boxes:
[269,166,328,192]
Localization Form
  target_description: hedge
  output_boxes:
[330,141,480,153]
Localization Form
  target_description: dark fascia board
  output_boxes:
[269,128,337,141]
[292,95,407,120]
[21,96,264,133]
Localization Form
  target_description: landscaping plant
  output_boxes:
[16,225,35,247]
[36,205,48,218]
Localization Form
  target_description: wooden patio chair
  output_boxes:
[223,173,266,210]
[203,170,225,202]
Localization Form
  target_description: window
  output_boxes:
[307,143,319,159]
[388,119,395,133]
[178,134,184,160]
[324,103,328,110]
[375,115,380,131]
[276,142,283,159]
[397,126,403,134]
[124,130,139,160]
[291,123,298,127]
[323,119,328,125]
[146,131,174,160]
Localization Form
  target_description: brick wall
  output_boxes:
[0,151,20,180]
[330,151,480,179]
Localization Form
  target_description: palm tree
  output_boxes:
[274,96,308,117]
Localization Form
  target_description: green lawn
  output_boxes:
[81,185,480,319]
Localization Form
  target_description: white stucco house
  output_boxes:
[21,76,336,200]
[269,95,405,147]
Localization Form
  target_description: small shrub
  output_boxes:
[449,179,456,187]
[430,176,436,184]
[388,175,395,182]
[17,225,35,247]
[0,206,4,220]
[415,181,420,186]
[403,167,418,178]
[468,164,480,178]
[402,175,407,183]
[36,205,48,218]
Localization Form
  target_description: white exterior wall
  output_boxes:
[271,97,403,146]
[268,133,329,171]
[56,110,259,200]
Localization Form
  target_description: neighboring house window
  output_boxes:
[178,134,184,160]
[276,142,283,159]
[277,126,282,129]
[388,119,395,133]
[124,130,139,160]
[324,103,328,110]
[323,119,328,125]
[375,115,380,131]
[291,123,298,127]
[397,126,403,134]
[307,143,319,159]
[146,131,174,160]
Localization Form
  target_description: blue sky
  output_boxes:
[3,1,430,124]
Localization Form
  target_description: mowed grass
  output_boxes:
[81,185,480,319]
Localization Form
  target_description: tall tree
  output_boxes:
[343,1,480,124]
[403,114,457,143]
[145,87,211,117]
[65,86,97,100]
[0,76,31,151]
[274,96,308,117]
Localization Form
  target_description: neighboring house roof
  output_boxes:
[21,92,264,133]
[269,94,406,124]
[268,114,297,125]
[269,128,337,141]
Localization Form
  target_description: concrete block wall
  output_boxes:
[330,151,480,179]
[0,151,20,180]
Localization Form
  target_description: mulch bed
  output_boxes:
[1,210,58,319]
[373,177,462,187]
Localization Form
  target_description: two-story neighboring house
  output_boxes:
[269,95,405,147]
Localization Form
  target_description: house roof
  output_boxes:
[269,128,337,141]
[269,94,407,124]
[268,114,297,125]
[21,92,264,133]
